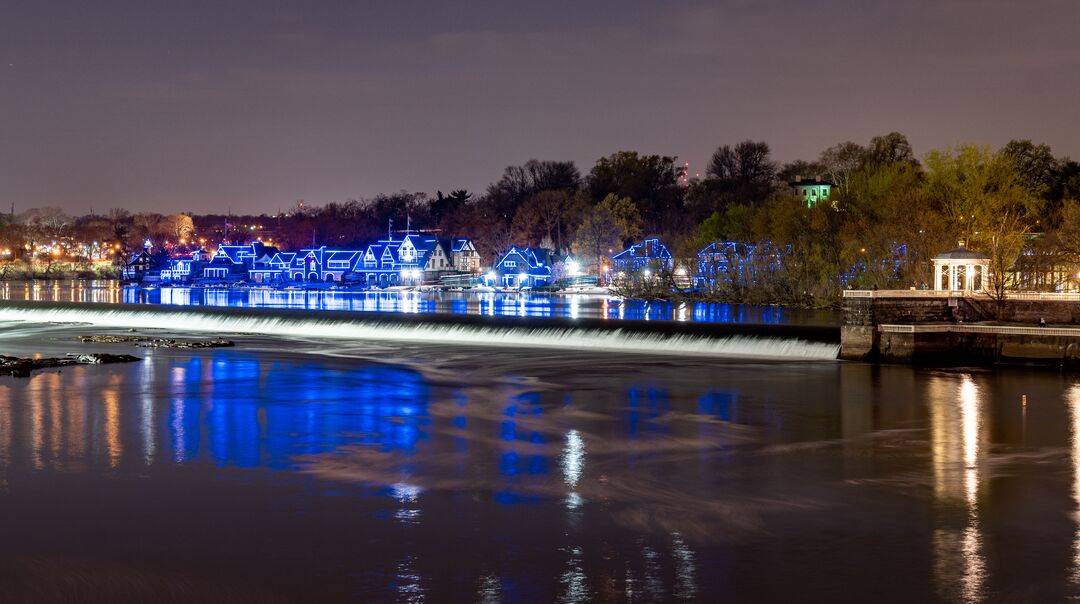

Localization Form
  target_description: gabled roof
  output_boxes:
[450,238,474,253]
[613,238,672,261]
[325,250,361,265]
[496,246,556,270]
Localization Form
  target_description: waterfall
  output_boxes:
[0,302,841,361]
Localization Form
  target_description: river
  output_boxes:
[0,287,1076,601]
[0,280,840,325]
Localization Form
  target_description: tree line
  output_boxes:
[2,133,1078,303]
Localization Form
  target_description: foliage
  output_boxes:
[588,151,684,226]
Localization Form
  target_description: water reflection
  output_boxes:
[0,279,838,325]
[1070,384,1080,587]
[930,374,986,604]
[10,337,1079,600]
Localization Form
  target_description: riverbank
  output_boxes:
[0,265,119,281]
[840,289,1080,367]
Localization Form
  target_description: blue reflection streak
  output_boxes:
[160,350,430,470]
[110,286,801,324]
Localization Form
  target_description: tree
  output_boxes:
[595,194,643,245]
[161,214,195,243]
[923,145,1044,299]
[706,140,778,206]
[510,190,571,248]
[1001,140,1057,195]
[818,141,866,193]
[835,161,943,289]
[572,205,625,277]
[865,132,916,168]
[431,189,472,225]
[588,151,685,225]
[487,160,581,223]
[777,159,826,185]
[1050,160,1080,206]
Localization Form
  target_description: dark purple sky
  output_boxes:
[2,0,1078,215]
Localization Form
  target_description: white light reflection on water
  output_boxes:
[170,365,187,463]
[476,572,501,604]
[102,374,122,469]
[140,353,156,466]
[560,429,585,509]
[395,554,425,603]
[671,532,698,602]
[558,546,589,604]
[1068,384,1080,586]
[931,374,985,604]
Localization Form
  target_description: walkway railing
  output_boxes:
[843,289,1080,302]
[880,324,1080,337]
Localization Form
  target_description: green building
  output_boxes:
[790,176,833,208]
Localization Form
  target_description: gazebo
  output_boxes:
[932,245,990,292]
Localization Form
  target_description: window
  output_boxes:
[504,260,516,268]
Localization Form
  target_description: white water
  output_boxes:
[0,305,841,361]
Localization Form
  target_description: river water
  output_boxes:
[0,280,840,325]
[0,290,1077,601]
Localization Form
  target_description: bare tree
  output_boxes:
[818,141,866,193]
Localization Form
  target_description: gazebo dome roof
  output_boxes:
[933,247,989,261]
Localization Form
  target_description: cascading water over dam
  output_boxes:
[0,301,841,360]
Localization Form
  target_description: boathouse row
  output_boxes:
[139,234,483,285]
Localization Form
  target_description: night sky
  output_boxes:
[2,0,1078,215]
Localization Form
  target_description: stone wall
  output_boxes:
[843,295,1080,327]
[839,293,1080,363]
[876,330,1080,367]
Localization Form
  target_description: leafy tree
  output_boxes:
[865,132,916,168]
[1050,160,1080,205]
[588,151,685,224]
[595,194,643,245]
[1001,139,1057,195]
[923,145,1043,299]
[572,204,625,277]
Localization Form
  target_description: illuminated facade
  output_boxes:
[695,241,783,288]
[790,176,833,208]
[491,246,558,288]
[122,249,169,282]
[129,235,481,287]
[612,238,673,275]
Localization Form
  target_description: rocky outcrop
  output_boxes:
[0,353,140,378]
[77,335,234,348]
